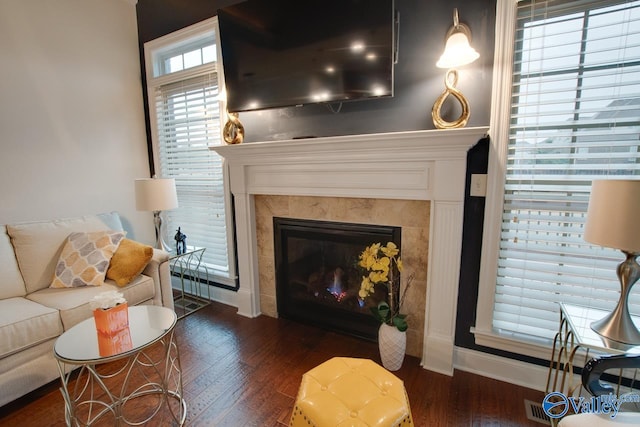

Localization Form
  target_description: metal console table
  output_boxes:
[546,303,640,422]
[169,246,211,318]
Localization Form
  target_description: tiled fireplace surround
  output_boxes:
[212,126,488,375]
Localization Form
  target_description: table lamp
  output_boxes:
[584,179,640,344]
[135,178,178,250]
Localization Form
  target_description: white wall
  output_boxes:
[0,0,155,244]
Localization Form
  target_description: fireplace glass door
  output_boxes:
[274,217,401,340]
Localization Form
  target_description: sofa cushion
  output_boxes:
[7,212,124,294]
[94,212,125,232]
[106,238,154,286]
[0,297,62,359]
[51,231,125,288]
[0,226,27,299]
[28,274,156,330]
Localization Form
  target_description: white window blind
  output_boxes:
[152,74,231,278]
[493,0,640,342]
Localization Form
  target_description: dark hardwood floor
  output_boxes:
[0,301,545,426]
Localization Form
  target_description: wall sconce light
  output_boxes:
[432,8,480,129]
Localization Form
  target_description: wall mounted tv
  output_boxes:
[217,0,397,113]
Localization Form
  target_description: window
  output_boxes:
[144,17,237,288]
[475,0,640,357]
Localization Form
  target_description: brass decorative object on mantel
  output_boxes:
[223,111,244,144]
[431,69,470,129]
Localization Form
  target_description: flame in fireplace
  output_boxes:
[326,268,348,302]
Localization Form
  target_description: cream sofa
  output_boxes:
[0,212,174,407]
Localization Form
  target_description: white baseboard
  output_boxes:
[206,285,237,308]
[421,334,455,376]
[172,279,238,309]
[453,346,560,392]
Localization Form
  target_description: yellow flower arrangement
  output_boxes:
[358,242,413,331]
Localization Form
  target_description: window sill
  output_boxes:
[471,327,555,361]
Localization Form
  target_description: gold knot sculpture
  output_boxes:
[431,69,470,129]
[223,112,245,144]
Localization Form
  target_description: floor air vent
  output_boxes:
[525,399,551,425]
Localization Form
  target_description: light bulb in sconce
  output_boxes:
[436,10,479,69]
[432,8,480,129]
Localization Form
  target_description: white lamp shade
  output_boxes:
[584,179,640,253]
[135,178,178,212]
[436,31,480,69]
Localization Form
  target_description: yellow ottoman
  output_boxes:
[290,357,414,427]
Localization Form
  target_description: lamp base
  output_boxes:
[152,210,173,252]
[590,251,640,345]
[591,309,640,345]
[152,211,163,250]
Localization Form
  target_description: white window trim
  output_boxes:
[473,0,554,361]
[144,17,218,80]
[143,16,238,289]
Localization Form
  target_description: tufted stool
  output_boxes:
[290,357,414,427]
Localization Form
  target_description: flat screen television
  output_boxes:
[217,0,396,113]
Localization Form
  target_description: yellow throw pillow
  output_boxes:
[51,231,125,288]
[106,239,154,286]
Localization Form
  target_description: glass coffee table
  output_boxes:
[54,305,186,426]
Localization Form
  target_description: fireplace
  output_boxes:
[274,217,401,340]
[211,126,488,375]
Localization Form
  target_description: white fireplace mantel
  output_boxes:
[211,126,489,375]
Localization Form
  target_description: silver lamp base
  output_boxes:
[591,251,640,344]
[152,210,172,252]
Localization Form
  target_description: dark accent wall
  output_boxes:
[136,0,496,142]
[136,0,518,361]
[455,138,549,367]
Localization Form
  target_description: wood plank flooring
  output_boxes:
[0,301,545,426]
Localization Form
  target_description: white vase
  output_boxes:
[378,323,406,371]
